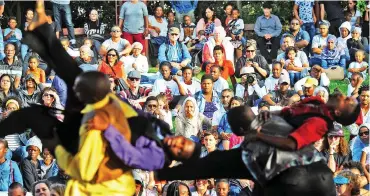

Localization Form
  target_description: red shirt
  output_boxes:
[98,61,125,79]
[205,60,235,80]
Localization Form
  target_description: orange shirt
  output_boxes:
[26,68,46,84]
[98,61,125,79]
[206,60,235,80]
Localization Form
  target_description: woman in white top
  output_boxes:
[148,6,168,37]
[347,0,362,29]
[120,42,148,74]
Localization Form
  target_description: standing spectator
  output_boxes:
[0,43,22,89]
[263,77,296,107]
[180,66,201,96]
[235,40,269,81]
[21,9,34,61]
[347,0,362,30]
[202,27,234,65]
[0,74,18,106]
[226,8,246,48]
[120,42,148,74]
[216,179,230,196]
[311,20,332,60]
[3,17,22,55]
[51,0,76,47]
[25,56,46,84]
[347,27,369,62]
[0,139,22,191]
[20,136,43,192]
[170,0,198,23]
[294,0,316,52]
[98,48,126,82]
[18,74,41,108]
[294,64,330,97]
[319,1,344,37]
[167,12,180,29]
[363,1,370,39]
[351,123,370,161]
[196,6,222,37]
[284,18,310,55]
[254,2,282,63]
[100,26,132,57]
[8,182,26,196]
[222,3,234,27]
[158,27,191,75]
[175,97,211,140]
[148,6,168,39]
[118,0,149,54]
[210,65,228,94]
[264,61,289,93]
[84,8,107,58]
[179,15,196,42]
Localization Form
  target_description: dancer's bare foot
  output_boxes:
[27,0,51,31]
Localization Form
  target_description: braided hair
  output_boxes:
[165,181,191,196]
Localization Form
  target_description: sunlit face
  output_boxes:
[111,28,122,38]
[279,83,289,92]
[287,50,296,61]
[8,186,24,196]
[184,16,191,25]
[26,79,35,88]
[204,135,217,150]
[216,182,229,196]
[27,145,40,160]
[196,180,208,191]
[155,7,163,17]
[319,25,329,36]
[214,31,222,41]
[163,136,195,160]
[184,100,195,118]
[310,66,321,79]
[211,67,221,80]
[355,51,364,62]
[0,76,11,90]
[132,47,142,56]
[317,91,327,103]
[0,143,7,161]
[205,8,214,19]
[26,10,34,21]
[8,19,17,29]
[83,40,93,48]
[42,148,53,163]
[263,8,271,16]
[182,69,192,82]
[213,50,224,62]
[340,27,349,38]
[230,100,241,108]
[34,183,50,196]
[42,90,55,107]
[6,102,18,112]
[327,40,335,50]
[304,86,315,96]
[169,32,179,42]
[348,0,356,10]
[360,90,370,106]
[107,51,118,63]
[221,91,232,107]
[80,48,90,59]
[28,58,39,70]
[359,127,369,144]
[160,65,171,80]
[290,19,300,31]
[282,37,294,50]
[225,5,233,15]
[61,40,70,50]
[128,77,140,88]
[352,31,360,39]
[158,99,165,110]
[178,184,190,196]
[272,64,282,78]
[328,135,341,146]
[336,182,351,196]
[231,10,239,19]
[89,10,98,21]
[5,45,15,58]
[168,12,175,22]
[201,79,213,93]
[145,100,158,114]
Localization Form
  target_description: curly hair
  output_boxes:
[323,135,349,156]
[166,181,191,196]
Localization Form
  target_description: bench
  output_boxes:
[244,24,255,39]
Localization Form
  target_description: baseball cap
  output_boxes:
[328,122,344,137]
[127,70,141,79]
[303,78,318,88]
[278,77,290,85]
[169,27,180,35]
[334,175,349,185]
[240,67,255,76]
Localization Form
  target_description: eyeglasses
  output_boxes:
[129,78,140,81]
[107,54,117,57]
[147,104,157,108]
[112,30,121,33]
[171,33,179,36]
[359,131,369,136]
[246,50,255,53]
[43,93,54,98]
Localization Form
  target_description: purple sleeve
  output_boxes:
[104,125,165,170]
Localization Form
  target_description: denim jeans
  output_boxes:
[21,44,29,61]
[53,3,76,43]
[301,22,315,56]
[229,185,242,196]
[289,72,301,86]
[92,39,102,59]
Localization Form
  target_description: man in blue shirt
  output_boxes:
[283,18,311,56]
[254,2,282,64]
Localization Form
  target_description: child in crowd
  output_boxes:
[4,17,22,54]
[60,36,79,58]
[348,50,369,80]
[156,93,173,130]
[360,145,370,182]
[227,8,246,46]
[319,35,346,69]
[188,30,207,51]
[285,47,303,85]
[26,56,46,84]
[218,96,244,150]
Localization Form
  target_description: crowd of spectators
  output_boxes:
[0,0,369,195]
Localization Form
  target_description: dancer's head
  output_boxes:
[163,135,200,162]
[227,105,256,136]
[73,71,111,104]
[327,92,361,126]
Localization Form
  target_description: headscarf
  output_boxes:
[350,123,370,161]
[337,21,352,50]
[320,35,342,60]
[176,97,201,138]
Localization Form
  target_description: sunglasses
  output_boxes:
[43,93,54,98]
[147,104,157,108]
[171,33,179,36]
[246,50,255,53]
[107,54,117,57]
[359,131,369,136]
[328,135,341,139]
[129,78,140,81]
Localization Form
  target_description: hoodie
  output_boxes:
[350,123,370,161]
[337,21,352,51]
[19,74,41,107]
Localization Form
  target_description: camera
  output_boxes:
[246,73,257,84]
[247,58,254,63]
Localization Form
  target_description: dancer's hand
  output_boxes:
[27,0,52,31]
[86,113,110,131]
[42,129,61,152]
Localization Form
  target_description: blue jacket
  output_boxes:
[158,41,191,64]
[170,0,198,14]
[0,159,23,191]
[51,75,67,107]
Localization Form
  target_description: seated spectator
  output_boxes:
[32,180,51,196]
[180,67,201,96]
[152,62,187,109]
[335,171,369,196]
[192,179,217,196]
[292,77,318,101]
[19,74,41,108]
[143,96,159,115]
[39,87,63,112]
[186,30,206,58]
[175,97,211,140]
[119,71,150,110]
[294,65,330,97]
[316,35,346,69]
[3,17,22,55]
[359,86,370,124]
[226,8,246,47]
[100,26,132,57]
[23,51,48,77]
[235,39,269,82]
[322,123,350,172]
[210,65,228,94]
[84,8,107,58]
[8,182,26,196]
[235,67,267,107]
[165,181,191,196]
[0,43,22,88]
[51,75,67,107]
[348,50,368,80]
[60,36,79,58]
[277,34,309,69]
[0,74,19,106]
[264,61,289,92]
[41,148,58,180]
[263,77,296,107]
[218,96,244,150]
[98,48,127,85]
[216,179,230,196]
[148,6,168,39]
[25,56,46,84]
[50,183,66,196]
[167,12,180,29]
[156,94,173,129]
[311,20,332,59]
[158,27,191,75]
[179,15,196,42]
[206,46,236,87]
[313,86,329,103]
[347,27,369,62]
[283,18,310,55]
[75,45,98,67]
[200,131,219,157]
[211,89,233,130]
[337,21,352,61]
[254,2,282,63]
[351,123,370,161]
[360,146,370,184]
[20,136,43,192]
[120,42,148,74]
[342,161,369,191]
[0,139,22,191]
[194,74,222,120]
[196,6,222,38]
[202,27,234,65]
[284,46,306,85]
[347,73,364,99]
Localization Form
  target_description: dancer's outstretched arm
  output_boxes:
[155,148,252,180]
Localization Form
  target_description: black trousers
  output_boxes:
[256,36,280,64]
[329,18,344,38]
[157,148,336,196]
